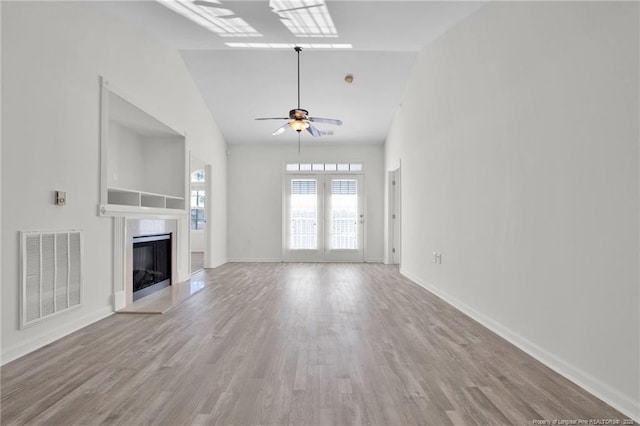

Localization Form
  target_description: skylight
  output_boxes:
[157,0,262,37]
[269,0,338,38]
[225,42,352,49]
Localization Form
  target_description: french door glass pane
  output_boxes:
[290,179,317,250]
[330,179,358,249]
[191,208,205,230]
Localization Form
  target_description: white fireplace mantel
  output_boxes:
[112,216,187,311]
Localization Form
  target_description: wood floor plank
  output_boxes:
[0,263,630,425]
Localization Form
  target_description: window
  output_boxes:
[285,162,363,172]
[191,170,205,182]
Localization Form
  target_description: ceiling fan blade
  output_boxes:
[255,117,288,121]
[272,122,290,136]
[306,124,321,138]
[309,117,343,126]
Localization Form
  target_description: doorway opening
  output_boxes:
[190,156,209,273]
[283,172,365,262]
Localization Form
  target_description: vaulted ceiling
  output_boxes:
[101,1,484,145]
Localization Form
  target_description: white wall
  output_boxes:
[190,231,205,253]
[228,143,384,262]
[385,1,639,419]
[1,1,227,363]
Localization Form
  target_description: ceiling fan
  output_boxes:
[255,46,343,138]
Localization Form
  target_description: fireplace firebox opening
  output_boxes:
[132,233,171,301]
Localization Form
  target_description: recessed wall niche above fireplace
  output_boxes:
[132,234,171,301]
[98,77,187,217]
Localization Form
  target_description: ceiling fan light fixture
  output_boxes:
[289,120,310,132]
[255,46,342,139]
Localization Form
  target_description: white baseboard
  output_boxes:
[401,268,640,422]
[1,306,114,366]
[227,258,282,263]
[228,258,384,264]
[207,258,227,269]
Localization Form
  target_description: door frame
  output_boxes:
[282,174,325,262]
[386,164,401,265]
[282,172,365,262]
[188,154,211,273]
[323,174,365,262]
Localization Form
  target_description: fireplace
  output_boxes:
[112,218,178,310]
[132,233,171,301]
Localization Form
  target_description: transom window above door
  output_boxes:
[286,162,363,172]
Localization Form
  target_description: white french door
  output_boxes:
[284,174,364,262]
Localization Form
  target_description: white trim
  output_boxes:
[1,307,113,366]
[113,217,126,310]
[228,258,383,264]
[385,164,401,266]
[227,258,282,263]
[400,268,640,422]
[113,291,126,310]
[209,259,228,269]
[99,203,188,218]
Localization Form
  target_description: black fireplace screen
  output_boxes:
[132,234,171,298]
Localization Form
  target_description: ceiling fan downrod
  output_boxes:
[295,46,302,109]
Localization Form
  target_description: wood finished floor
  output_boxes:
[0,263,627,425]
[191,251,204,274]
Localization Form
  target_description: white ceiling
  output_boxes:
[100,1,485,145]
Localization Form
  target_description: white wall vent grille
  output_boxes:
[21,230,83,328]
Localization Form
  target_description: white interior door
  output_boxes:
[391,169,401,265]
[284,174,364,262]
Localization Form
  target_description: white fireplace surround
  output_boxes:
[113,217,182,310]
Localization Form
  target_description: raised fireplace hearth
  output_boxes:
[132,233,171,301]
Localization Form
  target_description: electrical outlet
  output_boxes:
[433,252,437,263]
[437,253,442,264]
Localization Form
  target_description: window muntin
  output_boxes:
[285,162,363,173]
